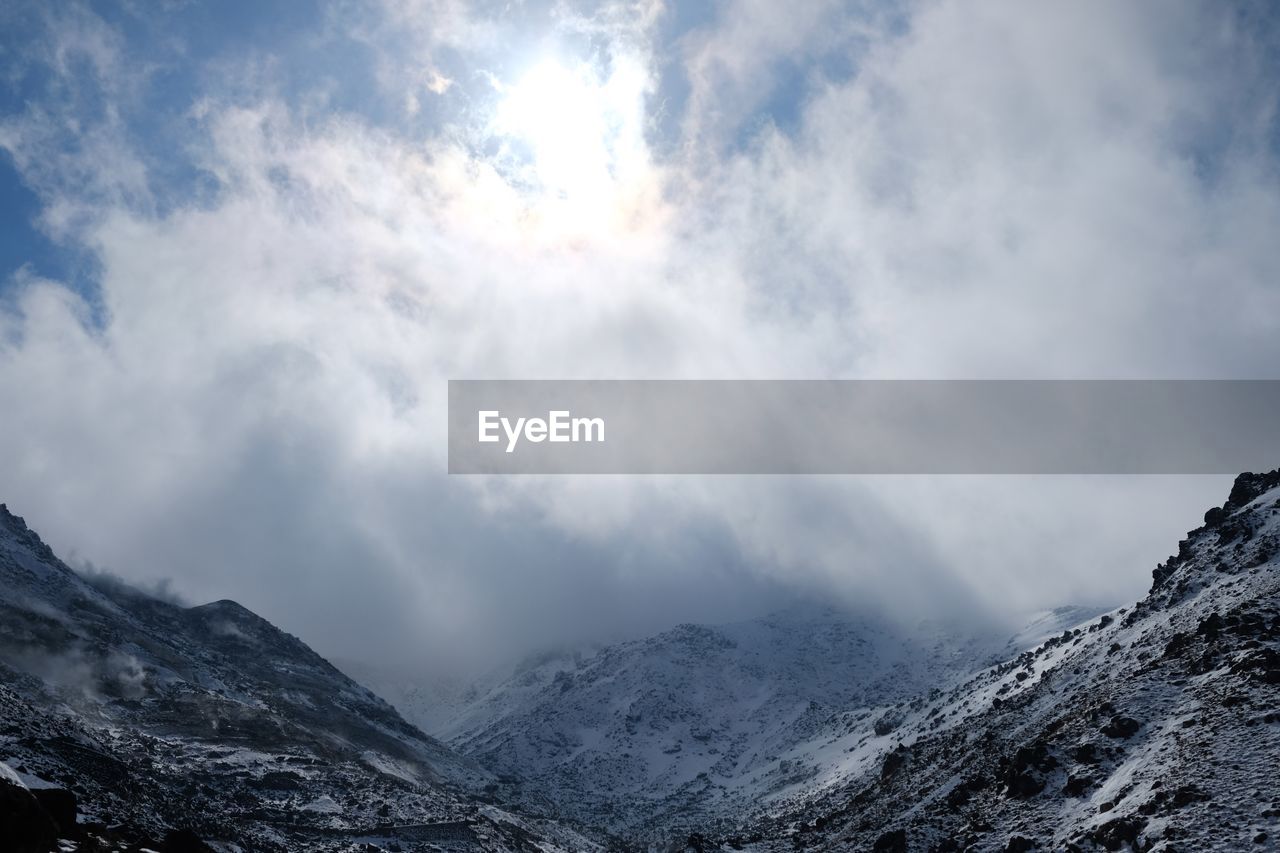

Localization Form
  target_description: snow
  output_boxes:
[0,759,28,789]
[2,476,1277,850]
[734,478,1280,849]
[0,505,601,852]
[364,603,1116,837]
[343,476,1280,848]
[301,794,342,814]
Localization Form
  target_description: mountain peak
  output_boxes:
[1,502,29,532]
[188,598,257,618]
[0,503,63,572]
[0,507,589,851]
[1149,467,1280,596]
[1225,468,1280,511]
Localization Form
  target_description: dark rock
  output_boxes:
[1197,613,1224,641]
[1169,784,1208,809]
[1005,836,1035,852]
[1005,771,1044,799]
[1091,817,1143,851]
[1101,715,1141,739]
[1063,775,1094,797]
[1012,743,1057,771]
[0,777,60,853]
[1163,632,1192,659]
[1151,561,1175,588]
[1230,648,1280,684]
[873,828,907,853]
[1002,742,1056,799]
[946,775,989,809]
[874,711,903,737]
[881,745,910,781]
[1138,791,1165,815]
[1204,505,1229,527]
[1227,470,1280,508]
[160,829,216,852]
[29,787,76,836]
[251,770,304,791]
[1216,517,1253,546]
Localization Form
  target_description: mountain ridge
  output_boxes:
[0,502,595,851]
[4,467,1276,851]
[728,470,1280,851]
[361,596,1108,841]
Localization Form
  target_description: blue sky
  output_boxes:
[1,0,1278,667]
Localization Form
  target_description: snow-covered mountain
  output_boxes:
[7,465,1276,852]
[353,471,1279,851]
[718,470,1280,851]
[361,601,1105,841]
[0,504,595,852]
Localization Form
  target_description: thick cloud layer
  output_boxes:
[0,1,1275,668]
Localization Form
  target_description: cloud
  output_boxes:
[0,0,1276,669]
[76,559,188,607]
[673,0,898,155]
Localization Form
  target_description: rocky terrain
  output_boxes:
[4,468,1277,852]
[357,472,1279,851]
[716,470,1280,851]
[0,504,595,852]
[370,605,1098,842]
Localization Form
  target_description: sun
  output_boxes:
[480,53,663,244]
[494,57,644,208]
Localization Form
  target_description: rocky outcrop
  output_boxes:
[0,768,60,853]
[730,469,1280,851]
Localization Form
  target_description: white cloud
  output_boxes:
[0,0,1276,667]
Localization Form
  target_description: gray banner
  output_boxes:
[447,380,1280,474]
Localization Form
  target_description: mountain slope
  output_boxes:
[724,471,1280,851]
[383,604,1083,841]
[0,504,595,852]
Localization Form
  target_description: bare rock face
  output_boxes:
[0,772,59,853]
[28,787,76,836]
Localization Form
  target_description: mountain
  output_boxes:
[362,603,1105,842]
[0,504,595,852]
[716,470,1280,851]
[8,463,1276,853]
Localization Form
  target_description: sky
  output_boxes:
[1,0,1278,671]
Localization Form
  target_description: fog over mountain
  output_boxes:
[2,472,1277,849]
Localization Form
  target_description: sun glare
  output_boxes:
[492,56,654,237]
